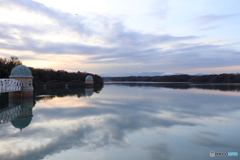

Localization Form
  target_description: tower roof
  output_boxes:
[85,75,93,80]
[9,65,33,78]
[11,117,32,130]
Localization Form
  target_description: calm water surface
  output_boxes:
[0,83,240,160]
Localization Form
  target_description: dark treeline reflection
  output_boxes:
[0,94,35,130]
[105,82,240,91]
[0,85,103,108]
[0,93,9,109]
[34,85,103,101]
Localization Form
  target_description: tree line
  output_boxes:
[104,74,240,83]
[0,56,22,78]
[0,56,103,85]
[2,56,240,84]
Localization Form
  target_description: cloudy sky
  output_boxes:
[0,0,239,76]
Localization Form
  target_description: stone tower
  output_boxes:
[9,65,34,97]
[10,97,34,131]
[85,75,94,88]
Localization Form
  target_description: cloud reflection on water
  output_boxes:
[146,142,170,160]
[0,83,240,160]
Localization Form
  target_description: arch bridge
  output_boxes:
[65,80,84,88]
[43,80,66,88]
[0,79,22,94]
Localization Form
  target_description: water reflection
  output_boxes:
[0,83,240,160]
[35,85,103,100]
[10,97,35,131]
[105,82,240,91]
[0,85,103,130]
[0,94,35,130]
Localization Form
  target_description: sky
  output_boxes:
[0,0,239,76]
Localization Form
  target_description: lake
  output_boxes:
[0,82,240,160]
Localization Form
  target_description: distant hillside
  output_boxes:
[100,72,182,77]
[103,74,240,83]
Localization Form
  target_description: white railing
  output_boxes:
[0,105,22,124]
[0,79,22,93]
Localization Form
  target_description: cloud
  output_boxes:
[0,111,197,160]
[5,23,194,54]
[198,26,218,31]
[0,92,201,160]
[146,142,170,160]
[32,83,240,122]
[1,84,240,159]
[198,131,219,137]
[0,0,194,47]
[0,0,90,35]
[150,0,169,19]
[0,0,239,75]
[100,114,196,140]
[0,0,197,67]
[157,42,240,70]
[102,21,196,48]
[195,14,239,25]
[190,135,240,149]
[0,124,94,160]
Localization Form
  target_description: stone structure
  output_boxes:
[10,97,34,131]
[85,88,94,97]
[9,65,34,97]
[0,93,34,130]
[85,75,94,87]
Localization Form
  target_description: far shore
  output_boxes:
[102,73,240,83]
